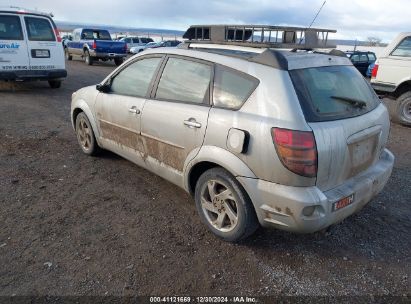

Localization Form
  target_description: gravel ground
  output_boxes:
[0,59,410,298]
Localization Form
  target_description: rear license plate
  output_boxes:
[332,194,354,212]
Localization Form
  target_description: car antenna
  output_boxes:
[299,0,327,44]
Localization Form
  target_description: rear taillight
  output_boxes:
[272,128,317,178]
[92,41,97,49]
[54,28,62,42]
[371,64,379,79]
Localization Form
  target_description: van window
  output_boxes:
[110,57,162,97]
[24,17,55,41]
[155,58,211,104]
[290,66,380,122]
[391,37,411,57]
[0,15,23,40]
[213,65,259,109]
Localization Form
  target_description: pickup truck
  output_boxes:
[65,28,127,66]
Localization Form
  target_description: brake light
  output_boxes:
[54,28,62,42]
[92,41,97,50]
[272,128,317,178]
[371,64,379,79]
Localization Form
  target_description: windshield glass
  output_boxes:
[289,66,380,122]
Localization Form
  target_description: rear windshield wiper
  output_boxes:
[330,95,367,109]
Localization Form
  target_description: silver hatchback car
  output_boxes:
[71,25,394,242]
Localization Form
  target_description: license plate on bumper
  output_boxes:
[332,194,354,212]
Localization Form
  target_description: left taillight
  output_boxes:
[54,28,62,42]
[92,41,97,49]
[272,128,317,178]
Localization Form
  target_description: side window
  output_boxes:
[133,38,140,43]
[155,57,212,104]
[359,54,368,62]
[0,15,23,40]
[110,57,162,97]
[24,17,55,41]
[391,37,411,57]
[350,54,359,63]
[213,65,259,109]
[368,53,376,61]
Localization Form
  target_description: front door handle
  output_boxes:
[184,118,202,128]
[129,106,140,114]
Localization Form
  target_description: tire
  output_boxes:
[75,112,100,156]
[114,57,124,66]
[65,48,72,61]
[84,50,93,66]
[394,91,411,126]
[48,80,61,89]
[194,167,259,242]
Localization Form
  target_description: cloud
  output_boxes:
[8,0,410,42]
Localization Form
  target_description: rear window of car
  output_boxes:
[391,37,411,57]
[141,38,153,43]
[289,66,380,122]
[0,15,23,40]
[82,30,111,40]
[24,17,55,41]
[213,65,259,110]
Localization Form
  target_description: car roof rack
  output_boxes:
[182,24,336,49]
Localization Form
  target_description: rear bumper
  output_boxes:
[237,148,394,233]
[0,69,67,81]
[89,51,127,58]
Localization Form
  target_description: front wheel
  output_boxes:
[48,80,61,89]
[114,57,124,66]
[84,50,93,66]
[194,168,259,242]
[395,91,411,126]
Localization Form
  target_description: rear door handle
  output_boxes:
[184,118,202,128]
[129,106,140,114]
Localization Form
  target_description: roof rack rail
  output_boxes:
[183,24,336,49]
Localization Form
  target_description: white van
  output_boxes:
[0,7,66,88]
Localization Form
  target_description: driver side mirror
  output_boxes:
[96,83,110,93]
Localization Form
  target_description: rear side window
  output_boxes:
[368,53,376,61]
[290,66,380,122]
[0,15,23,40]
[24,17,55,41]
[391,37,411,57]
[141,38,153,43]
[213,65,259,109]
[155,57,212,104]
[110,57,162,97]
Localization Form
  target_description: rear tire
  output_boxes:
[75,112,100,156]
[84,50,93,66]
[194,167,259,242]
[48,80,61,89]
[65,48,72,61]
[114,58,124,66]
[394,91,411,126]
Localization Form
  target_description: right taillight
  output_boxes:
[272,128,317,178]
[371,64,379,79]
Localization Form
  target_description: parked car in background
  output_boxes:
[71,25,394,242]
[154,40,181,48]
[129,41,158,54]
[119,36,154,53]
[0,7,66,88]
[346,51,377,76]
[65,28,127,66]
[371,32,411,126]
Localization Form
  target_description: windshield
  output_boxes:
[289,66,380,122]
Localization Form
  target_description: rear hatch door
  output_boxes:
[290,65,390,191]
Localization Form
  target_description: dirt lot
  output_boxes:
[0,59,410,298]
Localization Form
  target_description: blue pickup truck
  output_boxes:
[65,28,127,66]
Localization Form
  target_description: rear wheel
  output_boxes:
[395,91,411,126]
[84,50,93,66]
[65,48,72,61]
[48,80,61,89]
[75,112,99,155]
[114,57,124,66]
[194,168,259,242]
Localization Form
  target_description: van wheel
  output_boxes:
[48,80,61,89]
[84,50,93,66]
[114,58,123,66]
[395,91,411,126]
[75,112,99,156]
[194,168,259,242]
[65,48,72,61]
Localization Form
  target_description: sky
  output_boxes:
[3,0,410,42]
